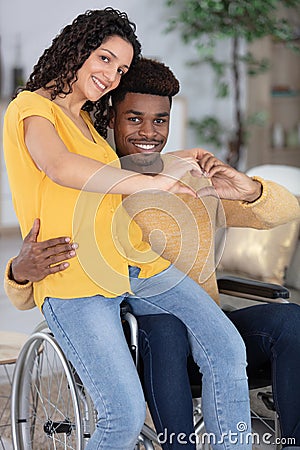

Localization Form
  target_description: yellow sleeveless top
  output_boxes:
[3,91,170,309]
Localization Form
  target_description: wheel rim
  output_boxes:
[11,332,84,450]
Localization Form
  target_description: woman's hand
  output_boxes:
[161,153,202,179]
[197,153,262,202]
[158,153,203,197]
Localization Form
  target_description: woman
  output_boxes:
[3,9,251,449]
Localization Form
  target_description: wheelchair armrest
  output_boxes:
[217,276,290,303]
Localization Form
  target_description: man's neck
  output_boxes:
[119,154,164,175]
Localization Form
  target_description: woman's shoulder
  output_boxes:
[14,90,52,107]
[9,90,55,122]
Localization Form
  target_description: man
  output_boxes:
[5,58,300,450]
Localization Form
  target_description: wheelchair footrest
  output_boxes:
[257,391,275,411]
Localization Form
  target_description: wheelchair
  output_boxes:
[10,276,289,450]
[10,303,156,450]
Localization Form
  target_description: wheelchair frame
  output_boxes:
[10,314,157,450]
[10,276,287,450]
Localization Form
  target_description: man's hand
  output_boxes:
[197,153,262,202]
[11,219,77,283]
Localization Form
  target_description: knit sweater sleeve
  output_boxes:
[3,258,36,310]
[222,177,300,229]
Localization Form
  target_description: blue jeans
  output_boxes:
[43,265,251,450]
[138,303,300,450]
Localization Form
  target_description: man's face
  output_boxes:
[109,92,170,168]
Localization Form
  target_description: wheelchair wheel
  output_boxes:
[11,331,95,450]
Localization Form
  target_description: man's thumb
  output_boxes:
[26,218,40,242]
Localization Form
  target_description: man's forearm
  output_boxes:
[4,258,35,310]
[224,177,300,229]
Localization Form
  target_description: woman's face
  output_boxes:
[76,35,134,102]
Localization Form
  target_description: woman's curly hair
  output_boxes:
[22,8,141,138]
[111,58,180,109]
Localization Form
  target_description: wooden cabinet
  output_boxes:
[246,33,300,169]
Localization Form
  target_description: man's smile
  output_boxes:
[131,141,162,152]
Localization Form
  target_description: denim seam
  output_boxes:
[271,345,281,438]
[243,330,281,435]
[240,330,277,360]
[139,329,172,450]
[239,330,276,342]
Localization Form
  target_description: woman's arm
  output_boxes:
[24,116,203,196]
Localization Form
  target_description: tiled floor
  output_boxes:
[0,230,298,449]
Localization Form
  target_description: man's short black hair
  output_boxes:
[111,57,180,108]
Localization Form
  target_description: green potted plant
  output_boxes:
[165,0,299,166]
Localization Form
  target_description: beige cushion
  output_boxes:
[285,241,300,289]
[218,221,300,285]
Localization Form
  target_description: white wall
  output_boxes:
[0,0,245,151]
